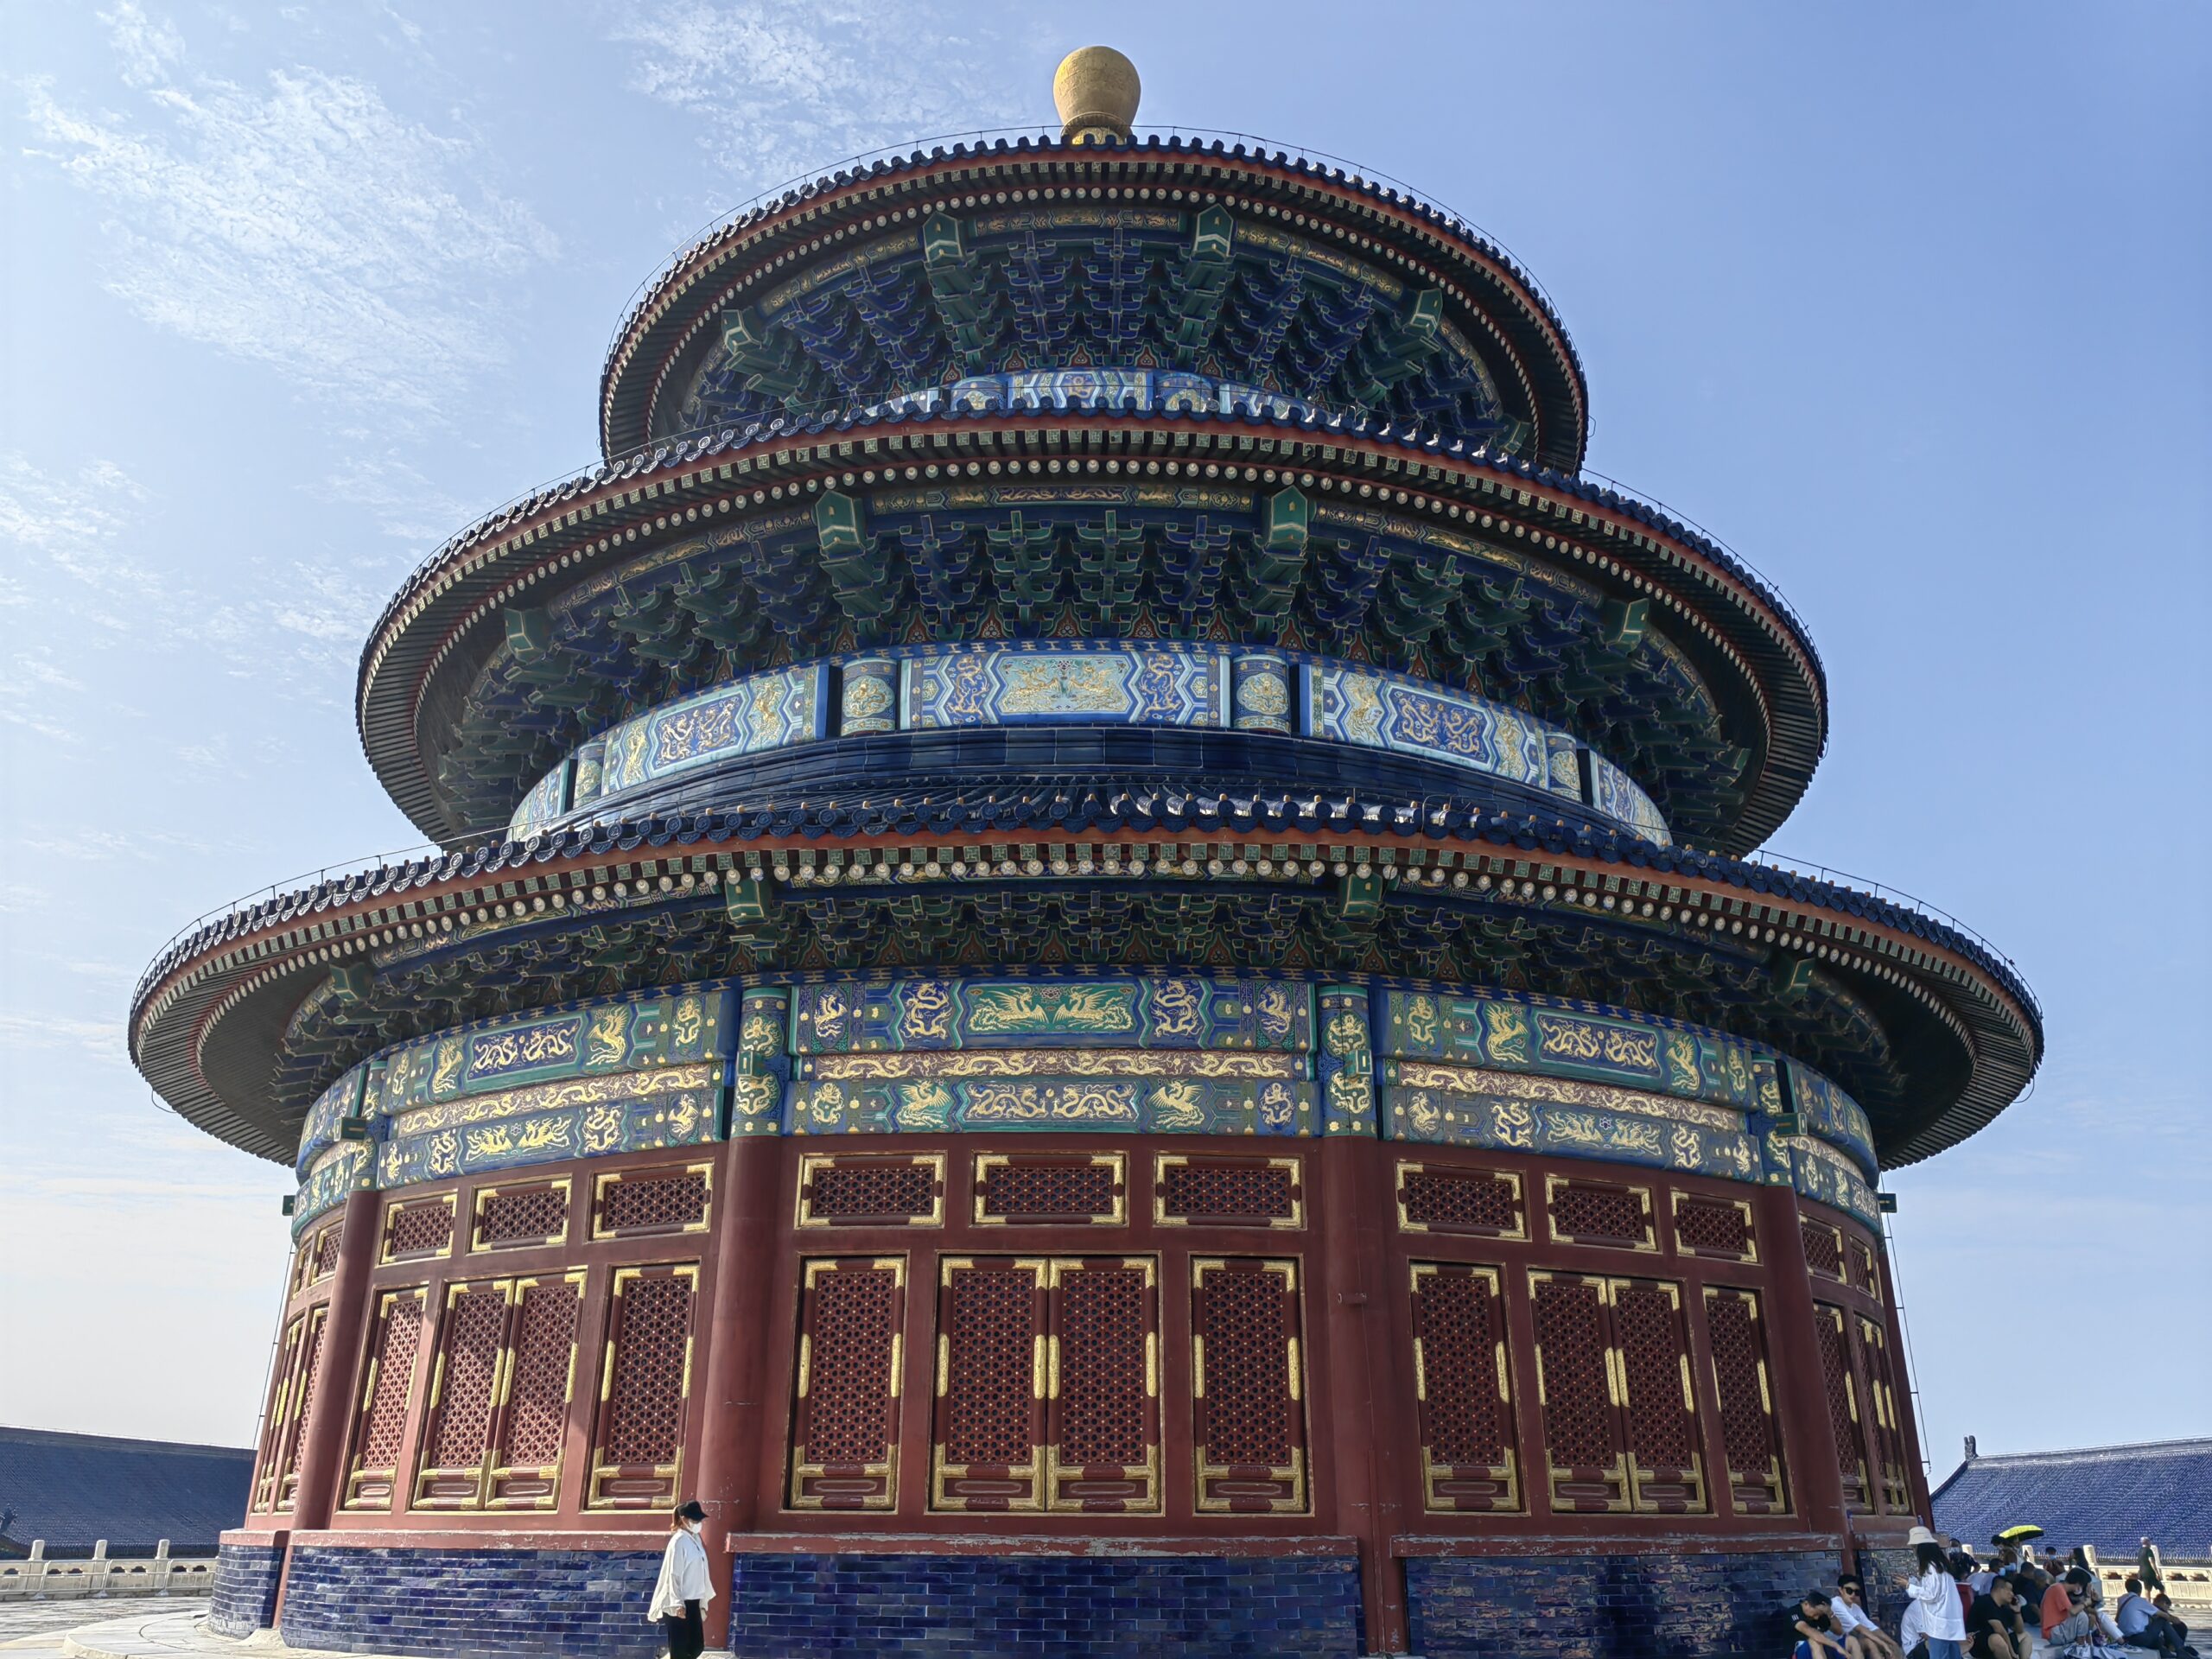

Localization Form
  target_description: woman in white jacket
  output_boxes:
[649,1500,715,1659]
[1901,1526,1969,1659]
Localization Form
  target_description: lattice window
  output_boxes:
[1856,1315,1913,1515]
[1848,1236,1882,1302]
[1530,1272,1628,1511]
[382,1198,454,1263]
[1813,1302,1871,1512]
[1410,1263,1518,1513]
[1702,1287,1788,1515]
[588,1265,697,1509]
[1802,1218,1845,1280]
[312,1224,344,1280]
[1672,1195,1756,1261]
[345,1288,427,1510]
[798,1154,944,1227]
[413,1283,509,1508]
[931,1260,1045,1511]
[1399,1166,1525,1238]
[594,1165,712,1238]
[493,1274,583,1507]
[1048,1259,1157,1512]
[473,1181,569,1250]
[790,1257,905,1510]
[1156,1156,1303,1228]
[1547,1178,1654,1250]
[1192,1258,1306,1512]
[1612,1281,1707,1513]
[976,1154,1124,1224]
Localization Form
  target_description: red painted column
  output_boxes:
[1753,1183,1849,1548]
[1319,1137,1410,1655]
[690,1135,784,1650]
[272,1185,379,1618]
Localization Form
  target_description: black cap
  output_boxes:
[675,1499,708,1522]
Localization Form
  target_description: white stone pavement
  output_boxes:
[0,1605,349,1659]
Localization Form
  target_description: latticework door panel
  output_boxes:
[588,1263,698,1508]
[1529,1270,1629,1512]
[1701,1286,1788,1515]
[1047,1258,1159,1512]
[1856,1314,1913,1514]
[790,1256,906,1510]
[344,1287,428,1510]
[273,1306,328,1510]
[413,1281,512,1508]
[251,1313,307,1512]
[1812,1301,1871,1512]
[1409,1263,1519,1512]
[931,1258,1046,1510]
[1612,1280,1707,1514]
[1191,1257,1306,1513]
[490,1274,584,1508]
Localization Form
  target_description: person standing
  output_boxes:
[1903,1527,1972,1659]
[648,1499,715,1659]
[2139,1539,2168,1599]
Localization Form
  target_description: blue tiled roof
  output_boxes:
[1931,1438,2212,1560]
[0,1427,251,1555]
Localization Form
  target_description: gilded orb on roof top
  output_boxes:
[1053,45,1141,144]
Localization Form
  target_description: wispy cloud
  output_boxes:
[612,0,1043,197]
[22,2,557,414]
[0,1010,131,1066]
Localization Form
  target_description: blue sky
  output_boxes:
[2,3,2204,1484]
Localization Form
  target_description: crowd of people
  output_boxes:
[1788,1531,2196,1659]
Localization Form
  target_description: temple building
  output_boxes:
[130,48,2042,1659]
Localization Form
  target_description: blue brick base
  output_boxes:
[730,1552,1364,1658]
[279,1547,664,1659]
[207,1541,283,1637]
[1407,1548,1840,1659]
[1855,1544,1918,1636]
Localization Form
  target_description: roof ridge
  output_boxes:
[0,1425,251,1459]
[1960,1436,2212,1465]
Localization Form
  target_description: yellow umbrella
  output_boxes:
[1993,1525,2044,1546]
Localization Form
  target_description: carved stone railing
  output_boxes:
[0,1541,215,1600]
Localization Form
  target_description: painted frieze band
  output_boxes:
[901,643,1228,730]
[505,642,1672,848]
[287,976,1878,1228]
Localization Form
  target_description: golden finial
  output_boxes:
[1053,46,1141,145]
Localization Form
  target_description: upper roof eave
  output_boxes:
[355,401,1827,855]
[594,130,1592,471]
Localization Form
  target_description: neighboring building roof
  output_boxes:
[0,1426,251,1555]
[1931,1438,2212,1560]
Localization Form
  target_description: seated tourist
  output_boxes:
[1791,1590,1851,1659]
[1833,1574,1905,1659]
[1966,1575,2028,1659]
[2150,1593,2196,1657]
[2042,1567,2098,1651]
[2118,1578,2189,1656]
